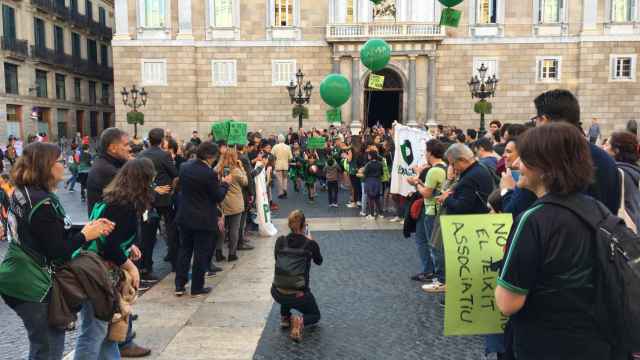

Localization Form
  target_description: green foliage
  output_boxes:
[474,100,492,115]
[292,105,309,119]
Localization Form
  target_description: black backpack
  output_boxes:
[540,194,640,353]
[273,236,311,291]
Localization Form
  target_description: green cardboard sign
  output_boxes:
[307,137,326,150]
[368,74,385,90]
[440,214,513,336]
[212,122,228,141]
[440,7,462,28]
[228,122,248,145]
[326,108,342,123]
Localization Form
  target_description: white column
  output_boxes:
[407,55,418,126]
[177,0,194,39]
[113,0,130,40]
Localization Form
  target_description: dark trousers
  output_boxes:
[141,206,171,273]
[175,227,214,291]
[271,287,321,326]
[327,181,338,204]
[78,172,88,200]
[239,208,249,245]
[349,175,362,203]
[164,208,178,269]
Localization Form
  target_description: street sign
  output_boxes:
[368,74,385,90]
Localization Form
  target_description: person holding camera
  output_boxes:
[271,210,323,343]
[215,148,248,262]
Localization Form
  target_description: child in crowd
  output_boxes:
[363,150,383,219]
[325,158,340,208]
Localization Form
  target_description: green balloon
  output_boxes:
[438,0,464,7]
[360,39,391,72]
[320,74,352,108]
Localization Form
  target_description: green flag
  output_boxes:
[440,214,512,336]
[440,7,462,27]
[326,108,342,124]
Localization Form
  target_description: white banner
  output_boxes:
[390,124,431,196]
[255,167,278,237]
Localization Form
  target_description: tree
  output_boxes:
[126,111,144,139]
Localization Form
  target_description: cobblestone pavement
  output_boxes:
[0,181,172,359]
[253,230,485,360]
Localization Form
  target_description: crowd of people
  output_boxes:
[0,88,638,359]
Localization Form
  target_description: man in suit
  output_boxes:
[175,142,231,296]
[138,128,178,281]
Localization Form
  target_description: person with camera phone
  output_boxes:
[271,210,323,343]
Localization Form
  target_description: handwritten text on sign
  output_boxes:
[368,74,385,90]
[440,214,512,336]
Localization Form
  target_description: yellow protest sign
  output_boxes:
[368,74,385,90]
[440,214,512,336]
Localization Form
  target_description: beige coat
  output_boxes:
[221,167,248,216]
[272,143,293,171]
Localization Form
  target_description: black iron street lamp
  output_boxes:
[287,69,313,130]
[467,63,498,136]
[121,85,148,138]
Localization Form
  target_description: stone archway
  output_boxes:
[363,67,405,129]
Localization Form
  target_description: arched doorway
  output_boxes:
[364,68,404,129]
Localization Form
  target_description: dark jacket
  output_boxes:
[503,187,538,218]
[176,159,229,231]
[139,146,178,208]
[588,144,621,215]
[364,159,383,179]
[87,153,127,214]
[49,251,115,328]
[443,161,493,215]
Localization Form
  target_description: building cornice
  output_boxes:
[112,39,329,47]
[442,34,640,45]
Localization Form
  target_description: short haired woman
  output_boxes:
[604,131,640,231]
[271,210,322,342]
[496,123,612,359]
[215,149,248,262]
[0,142,113,360]
[73,158,155,359]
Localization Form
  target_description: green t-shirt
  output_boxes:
[424,165,447,216]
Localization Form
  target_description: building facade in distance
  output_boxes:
[0,0,115,141]
[112,0,640,139]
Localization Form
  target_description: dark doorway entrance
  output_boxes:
[364,68,404,129]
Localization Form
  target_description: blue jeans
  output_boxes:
[66,173,78,190]
[485,333,505,355]
[414,212,435,275]
[74,302,120,360]
[424,215,445,283]
[10,300,65,360]
[361,185,367,211]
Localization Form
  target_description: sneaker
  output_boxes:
[410,272,435,282]
[289,315,304,343]
[138,283,151,292]
[346,202,357,208]
[332,203,339,208]
[206,271,217,277]
[376,215,384,220]
[119,343,151,358]
[227,254,238,262]
[365,215,375,220]
[141,272,159,283]
[175,287,186,297]
[422,280,446,293]
[280,315,291,329]
[356,201,362,207]
[68,189,75,193]
[389,216,401,223]
[238,243,255,251]
[360,212,367,217]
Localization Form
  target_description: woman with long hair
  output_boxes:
[604,131,640,231]
[73,158,155,359]
[215,149,248,262]
[0,142,113,360]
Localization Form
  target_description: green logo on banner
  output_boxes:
[440,214,513,336]
[400,140,414,166]
[368,74,385,90]
[440,7,462,27]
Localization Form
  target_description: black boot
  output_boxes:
[215,250,226,262]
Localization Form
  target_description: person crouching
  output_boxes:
[271,210,323,342]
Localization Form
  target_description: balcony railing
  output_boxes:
[1,37,29,58]
[31,45,57,65]
[326,22,444,41]
[68,10,112,40]
[32,0,69,19]
[31,45,113,82]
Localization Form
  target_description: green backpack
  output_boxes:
[0,193,66,302]
[72,202,135,260]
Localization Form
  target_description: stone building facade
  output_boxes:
[0,0,116,141]
[112,0,640,139]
